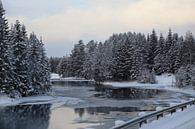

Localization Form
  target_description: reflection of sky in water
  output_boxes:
[48,107,100,129]
[48,106,140,129]
[0,103,139,129]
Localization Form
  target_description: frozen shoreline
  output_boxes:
[0,95,84,107]
[103,74,195,96]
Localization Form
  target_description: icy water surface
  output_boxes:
[0,83,193,129]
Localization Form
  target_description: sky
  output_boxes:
[2,0,195,57]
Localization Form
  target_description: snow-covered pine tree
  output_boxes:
[57,56,72,77]
[176,65,195,87]
[39,38,51,93]
[28,33,42,94]
[49,57,61,73]
[10,20,30,96]
[94,42,106,83]
[154,33,167,74]
[0,2,18,96]
[184,31,195,65]
[132,33,147,79]
[102,40,114,80]
[147,29,158,70]
[170,33,180,73]
[173,37,184,72]
[165,29,174,73]
[70,40,85,77]
[82,40,97,79]
[28,33,50,95]
[112,35,134,81]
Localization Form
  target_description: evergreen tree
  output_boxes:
[94,42,106,83]
[147,29,158,69]
[10,20,30,96]
[154,34,167,74]
[173,37,184,72]
[82,40,97,79]
[133,33,148,78]
[58,56,72,77]
[165,29,174,73]
[28,33,50,95]
[70,40,85,77]
[49,57,61,73]
[102,40,114,80]
[39,38,51,92]
[112,37,134,81]
[0,2,18,96]
[184,31,195,65]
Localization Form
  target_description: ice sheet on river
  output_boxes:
[0,95,84,106]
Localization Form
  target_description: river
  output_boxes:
[0,82,193,129]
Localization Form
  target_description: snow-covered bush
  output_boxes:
[137,68,156,84]
[176,65,195,87]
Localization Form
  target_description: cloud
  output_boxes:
[4,0,195,56]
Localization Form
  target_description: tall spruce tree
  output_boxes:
[173,37,184,72]
[112,36,134,81]
[39,38,51,92]
[184,31,195,65]
[165,29,174,73]
[82,40,97,79]
[10,20,30,96]
[154,34,167,74]
[94,42,106,83]
[147,29,158,70]
[49,57,61,73]
[28,33,50,94]
[58,56,72,77]
[0,2,18,96]
[70,40,85,77]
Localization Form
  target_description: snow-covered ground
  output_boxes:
[51,73,61,79]
[140,105,195,129]
[104,74,175,88]
[51,73,94,82]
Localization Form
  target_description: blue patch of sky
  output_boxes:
[3,0,90,18]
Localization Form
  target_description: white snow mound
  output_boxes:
[139,112,146,116]
[51,73,60,79]
[156,107,163,111]
[115,120,126,126]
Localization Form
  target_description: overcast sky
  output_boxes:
[3,0,195,56]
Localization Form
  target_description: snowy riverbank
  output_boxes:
[104,74,176,88]
[140,105,195,129]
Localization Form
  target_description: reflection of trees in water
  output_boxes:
[74,107,139,117]
[0,104,51,129]
[95,86,162,99]
[74,108,85,117]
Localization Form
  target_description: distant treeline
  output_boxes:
[50,29,195,85]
